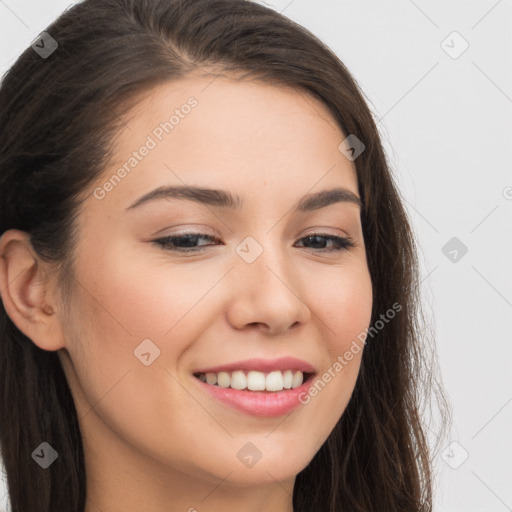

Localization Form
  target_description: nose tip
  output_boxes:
[227,258,311,335]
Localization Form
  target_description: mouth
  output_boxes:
[193,369,315,393]
[192,368,316,417]
[190,357,317,416]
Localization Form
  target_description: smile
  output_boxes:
[193,369,311,392]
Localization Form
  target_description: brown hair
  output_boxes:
[0,0,450,510]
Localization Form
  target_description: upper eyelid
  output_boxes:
[155,225,353,238]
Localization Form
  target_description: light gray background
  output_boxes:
[1,1,511,511]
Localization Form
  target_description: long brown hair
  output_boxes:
[0,1,451,510]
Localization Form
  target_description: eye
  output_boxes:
[295,233,355,252]
[152,232,355,253]
[153,233,221,252]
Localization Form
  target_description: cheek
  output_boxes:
[62,242,225,413]
[332,282,372,353]
[310,261,373,351]
[61,271,198,466]
[71,239,212,343]
[290,262,371,436]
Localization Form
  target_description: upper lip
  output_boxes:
[193,357,316,375]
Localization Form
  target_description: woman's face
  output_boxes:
[57,74,373,505]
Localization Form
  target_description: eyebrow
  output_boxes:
[124,185,363,212]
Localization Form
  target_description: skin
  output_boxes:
[0,73,373,512]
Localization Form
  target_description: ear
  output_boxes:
[0,229,66,351]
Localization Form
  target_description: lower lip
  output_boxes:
[193,375,314,417]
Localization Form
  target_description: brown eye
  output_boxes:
[153,233,221,252]
[153,232,355,254]
[295,234,355,252]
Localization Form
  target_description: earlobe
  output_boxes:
[0,229,65,351]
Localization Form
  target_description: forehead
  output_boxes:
[83,74,359,218]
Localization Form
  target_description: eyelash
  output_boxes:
[153,232,355,253]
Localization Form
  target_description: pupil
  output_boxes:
[308,235,325,248]
[178,235,198,247]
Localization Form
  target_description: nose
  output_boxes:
[225,239,311,336]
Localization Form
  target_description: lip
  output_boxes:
[192,356,316,374]
[192,373,315,417]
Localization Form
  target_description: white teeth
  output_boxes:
[205,372,217,385]
[266,371,284,391]
[196,369,308,391]
[230,370,247,390]
[217,371,231,388]
[247,370,266,391]
[291,370,303,388]
[283,369,293,389]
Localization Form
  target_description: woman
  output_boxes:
[0,0,450,510]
